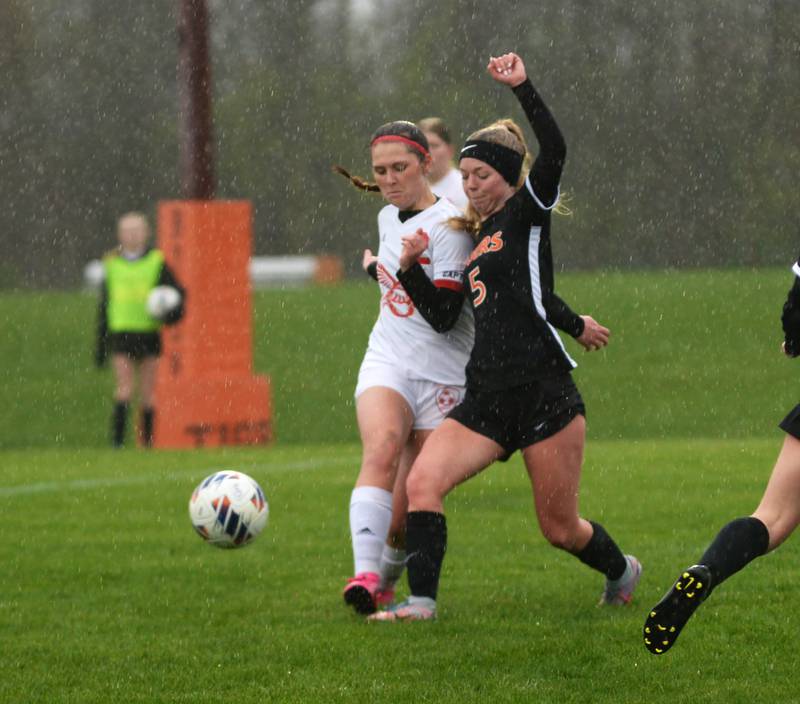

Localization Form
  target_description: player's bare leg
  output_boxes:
[523,415,640,605]
[377,430,430,607]
[643,436,800,654]
[370,420,502,622]
[345,387,414,614]
[111,354,135,447]
[138,356,158,447]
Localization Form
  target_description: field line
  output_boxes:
[0,454,359,498]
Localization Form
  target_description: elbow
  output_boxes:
[554,139,566,165]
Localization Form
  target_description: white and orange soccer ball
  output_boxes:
[189,471,269,548]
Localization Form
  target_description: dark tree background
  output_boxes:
[1,0,798,288]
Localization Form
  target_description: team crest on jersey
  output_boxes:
[467,230,504,265]
[435,386,461,415]
[377,263,415,318]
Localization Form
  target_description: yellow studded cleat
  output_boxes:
[643,564,712,655]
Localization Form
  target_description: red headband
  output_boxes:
[370,135,430,158]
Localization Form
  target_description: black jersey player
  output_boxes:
[643,258,800,654]
[370,53,640,622]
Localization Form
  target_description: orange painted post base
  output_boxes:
[153,200,272,448]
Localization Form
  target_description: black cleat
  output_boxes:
[643,564,711,655]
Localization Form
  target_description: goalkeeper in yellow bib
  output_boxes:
[96,212,185,448]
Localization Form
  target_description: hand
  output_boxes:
[487,52,527,88]
[399,229,430,271]
[362,248,378,273]
[576,315,610,352]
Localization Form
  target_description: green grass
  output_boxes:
[1,270,799,701]
[1,269,797,448]
[0,440,796,703]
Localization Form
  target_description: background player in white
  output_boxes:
[419,117,468,211]
[333,121,474,614]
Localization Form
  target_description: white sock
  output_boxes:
[349,486,393,575]
[378,545,406,589]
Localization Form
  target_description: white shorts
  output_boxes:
[355,352,465,431]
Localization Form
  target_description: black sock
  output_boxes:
[141,407,155,447]
[406,511,447,600]
[112,401,129,447]
[576,521,627,580]
[699,517,770,592]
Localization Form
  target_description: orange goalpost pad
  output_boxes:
[153,200,273,448]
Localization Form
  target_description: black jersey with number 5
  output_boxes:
[464,177,576,391]
[395,78,580,392]
[463,79,577,392]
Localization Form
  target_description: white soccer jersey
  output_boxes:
[366,197,474,386]
[430,168,468,211]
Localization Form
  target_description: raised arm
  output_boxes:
[488,53,566,207]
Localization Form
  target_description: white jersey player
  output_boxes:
[334,121,473,616]
[430,168,468,211]
[420,117,469,211]
[363,196,473,393]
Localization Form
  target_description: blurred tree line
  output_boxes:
[1,0,798,288]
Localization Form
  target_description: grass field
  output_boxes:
[1,270,799,702]
[2,269,798,448]
[2,441,797,703]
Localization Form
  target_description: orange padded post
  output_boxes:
[153,200,272,448]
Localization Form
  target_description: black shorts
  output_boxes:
[779,404,800,440]
[108,332,161,360]
[447,373,586,456]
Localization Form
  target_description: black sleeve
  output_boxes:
[396,263,465,333]
[95,281,109,367]
[782,275,800,357]
[366,261,378,281]
[512,78,566,208]
[158,262,186,325]
[544,292,584,338]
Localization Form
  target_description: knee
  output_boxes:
[114,374,134,399]
[539,518,581,552]
[361,433,404,479]
[115,384,133,401]
[406,465,443,508]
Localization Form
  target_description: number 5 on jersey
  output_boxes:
[469,267,486,307]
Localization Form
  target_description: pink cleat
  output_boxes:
[343,572,380,615]
[375,585,396,608]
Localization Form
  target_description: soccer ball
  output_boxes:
[189,471,269,548]
[146,285,181,320]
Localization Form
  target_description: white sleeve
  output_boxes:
[524,174,560,211]
[430,224,472,290]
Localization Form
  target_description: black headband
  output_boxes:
[459,139,523,185]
